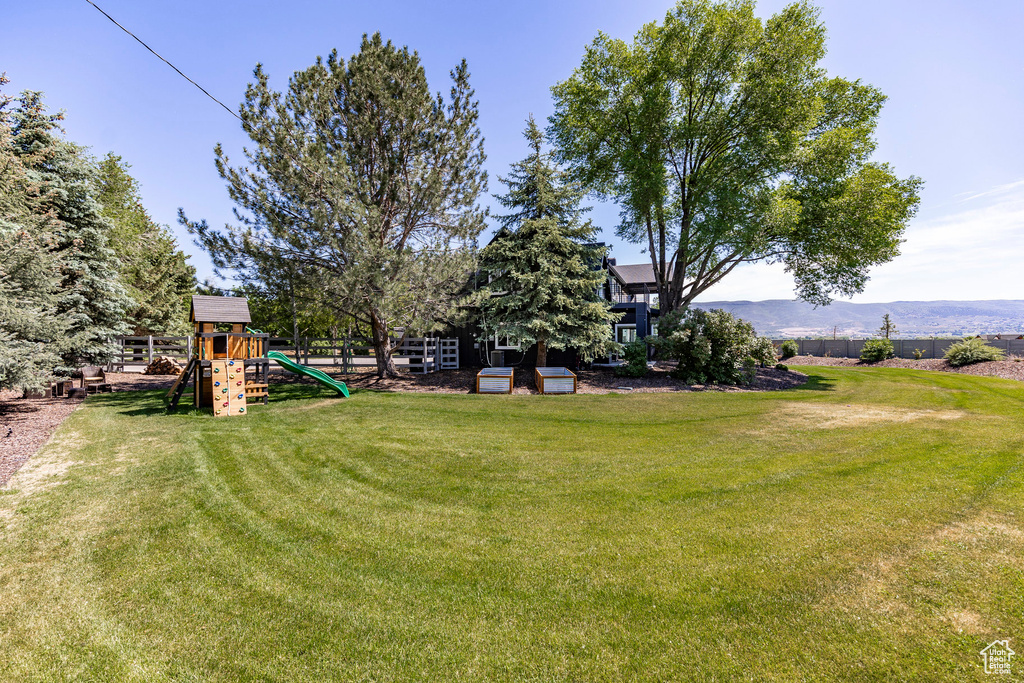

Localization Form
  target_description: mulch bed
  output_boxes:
[0,389,85,486]
[279,363,808,395]
[788,355,1024,382]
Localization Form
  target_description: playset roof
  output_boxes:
[189,295,252,324]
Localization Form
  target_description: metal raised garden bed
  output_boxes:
[534,367,577,394]
[476,367,514,394]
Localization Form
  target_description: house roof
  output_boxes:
[608,262,673,294]
[189,295,252,324]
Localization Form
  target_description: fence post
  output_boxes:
[147,335,154,364]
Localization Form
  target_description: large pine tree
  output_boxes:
[0,79,68,389]
[96,154,196,335]
[185,34,487,377]
[11,92,132,375]
[478,118,618,367]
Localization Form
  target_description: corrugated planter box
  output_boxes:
[534,367,577,394]
[476,367,513,394]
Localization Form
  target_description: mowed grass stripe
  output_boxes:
[1,367,1022,681]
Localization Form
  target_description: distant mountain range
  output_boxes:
[692,300,1024,338]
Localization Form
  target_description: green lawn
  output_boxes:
[2,367,1022,681]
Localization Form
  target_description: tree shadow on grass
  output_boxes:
[88,383,351,417]
[793,373,836,392]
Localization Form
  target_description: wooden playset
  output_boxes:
[167,295,272,416]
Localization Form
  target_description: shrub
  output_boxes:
[944,337,1006,367]
[860,338,894,363]
[615,339,650,377]
[775,363,788,371]
[749,337,777,367]
[651,308,774,385]
[740,357,757,385]
[912,348,924,360]
[779,339,799,360]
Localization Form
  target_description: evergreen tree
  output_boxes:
[184,34,487,377]
[11,91,132,375]
[0,77,68,389]
[95,154,196,335]
[876,313,898,339]
[478,118,618,366]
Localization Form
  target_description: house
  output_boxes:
[448,249,663,368]
[604,259,662,347]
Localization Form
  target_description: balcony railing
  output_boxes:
[608,283,655,305]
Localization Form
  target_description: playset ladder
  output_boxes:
[166,358,197,408]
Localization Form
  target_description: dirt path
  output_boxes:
[0,390,85,486]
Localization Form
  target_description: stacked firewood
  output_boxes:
[144,356,184,375]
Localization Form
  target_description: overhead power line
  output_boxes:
[81,0,343,208]
[83,0,240,121]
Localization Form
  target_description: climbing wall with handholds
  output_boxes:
[211,360,248,417]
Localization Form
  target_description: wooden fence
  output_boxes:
[113,336,192,368]
[775,338,1024,359]
[110,335,458,374]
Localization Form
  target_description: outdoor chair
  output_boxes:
[80,366,106,389]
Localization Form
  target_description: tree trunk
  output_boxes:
[370,309,400,378]
[536,339,548,368]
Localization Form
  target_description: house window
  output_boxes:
[650,322,658,337]
[494,333,521,351]
[615,324,636,344]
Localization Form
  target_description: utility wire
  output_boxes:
[82,0,343,224]
[83,0,241,120]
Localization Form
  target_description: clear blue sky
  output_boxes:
[4,0,1022,303]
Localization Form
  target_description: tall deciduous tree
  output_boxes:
[550,0,922,313]
[478,118,618,367]
[184,34,487,377]
[95,154,196,335]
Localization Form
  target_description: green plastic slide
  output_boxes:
[267,351,350,398]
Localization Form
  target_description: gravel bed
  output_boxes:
[0,389,85,486]
[787,355,1024,382]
